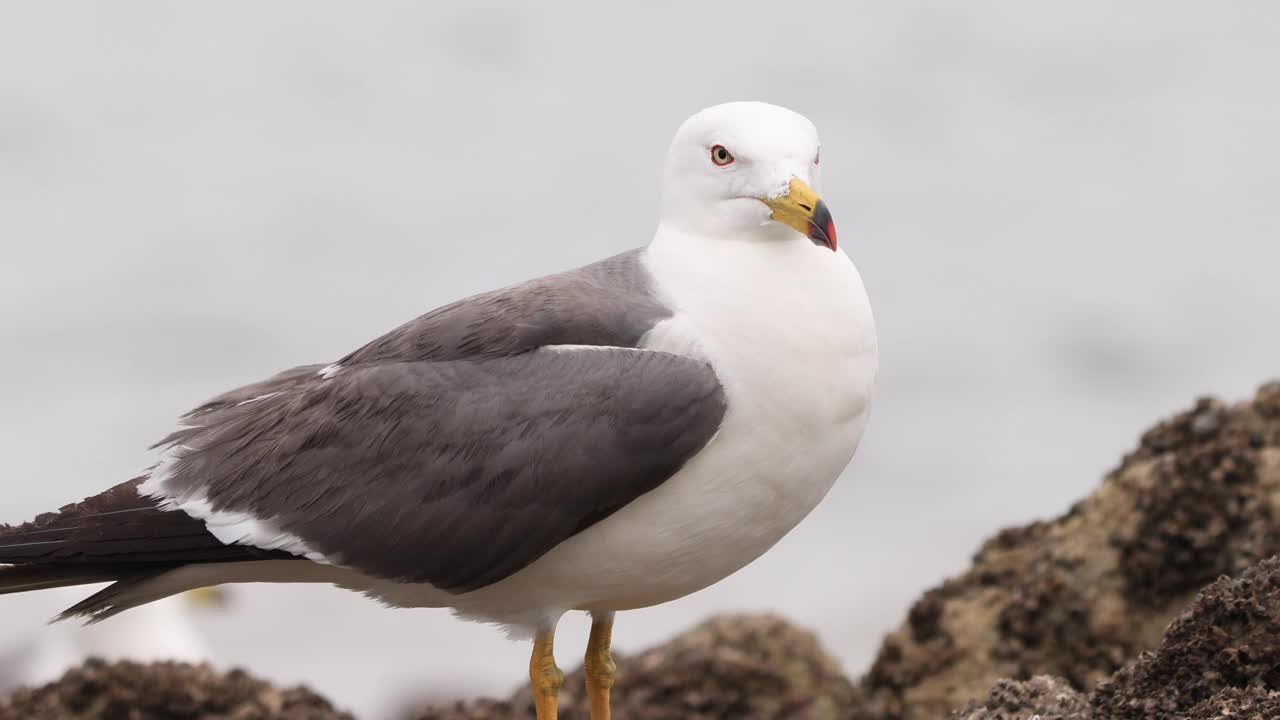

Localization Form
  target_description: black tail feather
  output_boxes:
[0,562,174,624]
[0,564,121,597]
[2,478,291,626]
[0,478,287,584]
[53,573,168,624]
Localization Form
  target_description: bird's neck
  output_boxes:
[646,222,842,297]
[643,223,873,356]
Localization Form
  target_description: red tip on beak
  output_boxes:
[809,200,837,252]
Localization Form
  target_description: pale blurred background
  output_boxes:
[1,2,1277,718]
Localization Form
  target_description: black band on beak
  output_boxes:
[808,200,837,251]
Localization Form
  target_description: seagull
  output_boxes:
[0,101,878,719]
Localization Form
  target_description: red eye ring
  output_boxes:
[710,144,734,166]
[814,149,821,165]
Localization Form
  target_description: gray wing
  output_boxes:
[338,248,670,364]
[144,249,726,592]
[0,250,724,608]
[156,347,725,592]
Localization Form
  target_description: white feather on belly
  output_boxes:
[124,229,877,641]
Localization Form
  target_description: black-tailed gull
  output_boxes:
[0,101,878,719]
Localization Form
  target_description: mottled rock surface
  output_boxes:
[1089,555,1280,719]
[0,658,351,720]
[949,676,1087,720]
[856,382,1280,719]
[411,613,857,719]
[953,556,1280,719]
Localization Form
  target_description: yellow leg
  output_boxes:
[584,613,616,720]
[529,629,564,720]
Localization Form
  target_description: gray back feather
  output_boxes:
[152,250,728,592]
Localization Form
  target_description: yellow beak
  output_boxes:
[761,178,837,251]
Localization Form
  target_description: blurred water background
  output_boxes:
[1,2,1277,718]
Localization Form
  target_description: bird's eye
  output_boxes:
[710,144,734,166]
[814,149,821,165]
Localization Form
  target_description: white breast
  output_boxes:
[642,227,879,441]
[637,227,879,545]
[440,228,878,625]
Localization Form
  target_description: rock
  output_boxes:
[411,613,857,719]
[952,556,1280,719]
[0,658,350,720]
[949,676,1087,720]
[1088,556,1280,719]
[855,382,1280,719]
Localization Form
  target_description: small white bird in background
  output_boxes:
[0,102,878,719]
[0,587,227,695]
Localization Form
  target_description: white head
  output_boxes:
[659,101,836,251]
